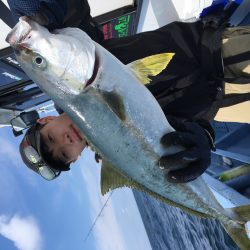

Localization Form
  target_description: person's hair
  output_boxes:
[38,124,70,171]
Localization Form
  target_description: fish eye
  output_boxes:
[33,55,47,69]
[35,57,43,65]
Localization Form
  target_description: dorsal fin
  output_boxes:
[100,160,210,218]
[128,53,175,84]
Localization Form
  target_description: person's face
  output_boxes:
[39,113,87,164]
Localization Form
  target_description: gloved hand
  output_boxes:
[28,5,50,27]
[158,117,215,183]
[7,0,67,29]
[8,0,103,41]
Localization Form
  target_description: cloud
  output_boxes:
[79,149,128,250]
[0,214,42,250]
[0,136,21,167]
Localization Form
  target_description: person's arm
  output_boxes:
[7,0,104,41]
[158,117,215,183]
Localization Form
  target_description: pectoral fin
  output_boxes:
[98,89,126,121]
[128,53,175,84]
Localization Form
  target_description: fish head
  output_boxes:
[6,17,95,94]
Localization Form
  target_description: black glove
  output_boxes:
[8,0,67,29]
[8,0,103,42]
[158,117,215,183]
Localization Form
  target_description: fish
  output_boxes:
[6,17,250,249]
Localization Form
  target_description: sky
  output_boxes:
[0,123,152,250]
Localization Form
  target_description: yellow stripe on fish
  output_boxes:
[100,160,211,218]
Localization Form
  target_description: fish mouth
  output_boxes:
[6,17,32,48]
[84,53,99,88]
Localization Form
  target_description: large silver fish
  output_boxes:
[6,17,250,249]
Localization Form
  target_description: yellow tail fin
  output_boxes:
[222,221,250,250]
[222,205,250,249]
[229,204,250,221]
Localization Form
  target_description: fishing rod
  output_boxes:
[84,190,114,242]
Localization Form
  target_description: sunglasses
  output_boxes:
[21,137,61,180]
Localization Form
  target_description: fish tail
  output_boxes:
[222,205,250,249]
[228,204,250,221]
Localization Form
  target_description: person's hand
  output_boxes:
[8,0,103,41]
[29,6,50,27]
[158,117,215,183]
[7,0,67,29]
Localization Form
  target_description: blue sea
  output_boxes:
[133,190,239,250]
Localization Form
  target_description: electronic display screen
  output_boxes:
[100,12,136,39]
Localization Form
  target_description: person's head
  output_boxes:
[19,113,87,180]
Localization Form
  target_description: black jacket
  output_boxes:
[102,21,225,122]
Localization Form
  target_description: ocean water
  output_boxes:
[133,190,239,250]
